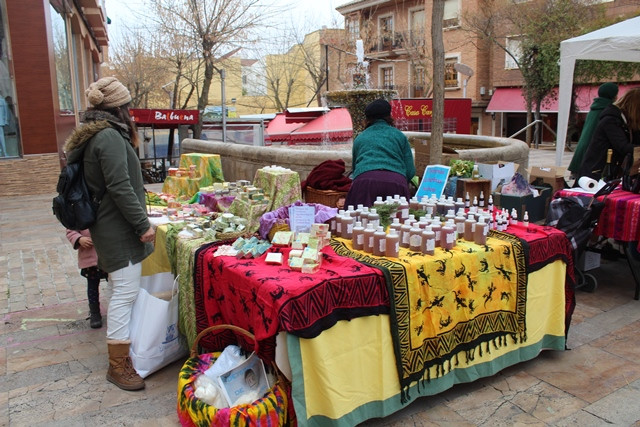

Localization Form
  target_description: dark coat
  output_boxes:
[568,96,614,174]
[578,104,636,180]
[64,110,153,273]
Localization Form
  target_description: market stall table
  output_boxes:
[191,222,575,426]
[162,153,224,198]
[253,167,303,212]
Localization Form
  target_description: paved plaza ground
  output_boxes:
[1,146,640,426]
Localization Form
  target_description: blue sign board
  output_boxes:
[416,165,451,199]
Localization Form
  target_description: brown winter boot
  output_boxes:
[106,340,145,391]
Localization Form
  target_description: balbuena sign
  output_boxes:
[130,109,199,126]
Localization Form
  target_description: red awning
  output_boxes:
[265,113,306,143]
[289,108,353,143]
[487,84,640,114]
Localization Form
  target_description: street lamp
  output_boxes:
[454,63,474,98]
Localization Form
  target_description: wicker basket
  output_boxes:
[304,186,347,208]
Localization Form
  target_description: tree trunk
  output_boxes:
[430,0,445,166]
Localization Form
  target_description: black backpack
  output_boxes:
[52,145,104,230]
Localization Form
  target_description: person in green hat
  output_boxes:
[568,82,619,177]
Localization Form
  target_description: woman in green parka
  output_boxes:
[568,82,618,177]
[63,77,155,391]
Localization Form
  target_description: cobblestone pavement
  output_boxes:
[1,147,640,426]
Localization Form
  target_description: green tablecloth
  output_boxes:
[253,168,302,211]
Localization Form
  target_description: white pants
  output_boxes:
[106,261,141,341]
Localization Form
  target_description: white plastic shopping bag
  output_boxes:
[129,272,187,378]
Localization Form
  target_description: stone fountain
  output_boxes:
[180,40,529,182]
[324,40,398,139]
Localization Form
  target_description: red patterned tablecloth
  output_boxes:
[557,188,640,246]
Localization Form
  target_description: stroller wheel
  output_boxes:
[582,273,598,293]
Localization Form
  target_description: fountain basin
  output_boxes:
[181,133,529,183]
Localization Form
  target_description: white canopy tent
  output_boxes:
[556,16,640,166]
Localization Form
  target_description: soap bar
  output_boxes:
[265,252,283,265]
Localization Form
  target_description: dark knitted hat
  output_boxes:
[598,82,618,100]
[364,99,392,119]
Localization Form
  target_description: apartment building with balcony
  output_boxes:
[335,0,640,142]
[0,0,108,196]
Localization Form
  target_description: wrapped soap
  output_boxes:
[301,263,320,274]
[291,240,304,250]
[301,247,318,263]
[307,237,320,250]
[289,249,303,259]
[265,252,283,265]
[288,257,304,271]
[272,231,294,246]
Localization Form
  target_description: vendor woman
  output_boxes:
[345,99,416,207]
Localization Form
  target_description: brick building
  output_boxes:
[0,0,107,196]
[335,0,640,142]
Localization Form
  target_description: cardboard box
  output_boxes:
[413,139,459,178]
[492,186,551,223]
[578,250,601,271]
[528,166,567,194]
[477,162,517,192]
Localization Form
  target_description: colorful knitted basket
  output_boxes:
[177,325,293,426]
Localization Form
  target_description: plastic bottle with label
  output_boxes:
[385,229,400,258]
[454,211,466,239]
[474,216,488,245]
[464,213,477,241]
[454,197,465,213]
[373,196,385,211]
[421,225,436,255]
[363,223,376,253]
[373,226,387,256]
[352,221,365,250]
[510,208,518,226]
[523,211,529,229]
[487,194,494,213]
[409,225,423,252]
[335,210,345,237]
[389,217,402,235]
[398,197,410,221]
[479,191,485,208]
[464,192,471,208]
[400,219,413,248]
[431,219,442,247]
[343,213,354,239]
[360,207,370,228]
[441,222,456,250]
[368,208,380,229]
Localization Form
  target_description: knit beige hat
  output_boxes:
[85,77,131,109]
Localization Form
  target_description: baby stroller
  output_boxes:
[545,180,619,292]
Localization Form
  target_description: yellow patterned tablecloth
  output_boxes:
[253,168,302,211]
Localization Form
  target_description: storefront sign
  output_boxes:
[390,99,472,134]
[130,109,199,126]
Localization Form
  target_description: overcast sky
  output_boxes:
[105,0,353,45]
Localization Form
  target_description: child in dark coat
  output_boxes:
[66,229,108,328]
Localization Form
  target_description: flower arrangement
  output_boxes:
[449,159,475,178]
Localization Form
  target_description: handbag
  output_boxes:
[129,272,188,378]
